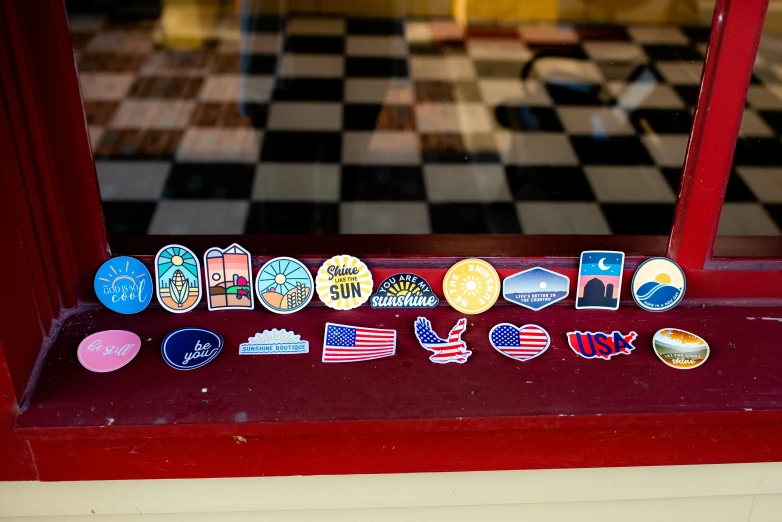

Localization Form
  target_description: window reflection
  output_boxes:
[69,0,712,235]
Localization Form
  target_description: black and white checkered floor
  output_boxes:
[71,14,782,235]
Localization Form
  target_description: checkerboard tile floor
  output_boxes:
[71,14,782,235]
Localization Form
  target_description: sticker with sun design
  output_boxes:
[155,245,202,314]
[442,258,500,315]
[370,273,439,309]
[255,257,313,314]
[631,257,685,312]
[94,256,153,314]
[315,254,373,311]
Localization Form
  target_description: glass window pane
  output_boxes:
[714,12,782,256]
[68,0,710,239]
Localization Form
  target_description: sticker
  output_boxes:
[94,256,153,314]
[414,317,471,364]
[566,331,637,360]
[315,255,373,311]
[631,258,686,312]
[442,258,500,315]
[653,328,709,369]
[503,267,569,311]
[489,324,550,362]
[370,273,439,309]
[204,243,254,311]
[323,323,396,362]
[161,328,223,370]
[255,257,313,314]
[575,251,625,310]
[239,329,309,355]
[77,330,141,373]
[155,244,202,313]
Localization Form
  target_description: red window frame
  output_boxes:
[1,0,781,481]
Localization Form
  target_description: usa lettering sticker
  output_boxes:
[566,331,637,360]
[323,323,396,362]
[503,267,569,311]
[442,258,500,315]
[155,244,202,313]
[239,329,309,355]
[94,256,153,314]
[161,328,223,370]
[489,324,550,362]
[255,257,313,314]
[315,255,373,311]
[370,273,439,309]
[631,257,686,312]
[77,330,142,373]
[653,328,709,370]
[414,317,471,364]
[576,251,625,310]
[204,243,254,311]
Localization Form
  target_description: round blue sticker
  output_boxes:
[94,256,153,314]
[161,328,223,370]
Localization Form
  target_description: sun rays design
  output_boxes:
[97,259,147,289]
[315,254,373,311]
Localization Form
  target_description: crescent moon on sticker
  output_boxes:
[598,258,609,270]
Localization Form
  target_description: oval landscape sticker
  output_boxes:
[652,328,709,370]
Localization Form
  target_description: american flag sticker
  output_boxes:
[414,317,472,364]
[489,323,550,362]
[322,323,397,363]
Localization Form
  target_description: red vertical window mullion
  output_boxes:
[667,0,769,269]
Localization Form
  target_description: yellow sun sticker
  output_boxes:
[316,255,374,311]
[442,258,500,315]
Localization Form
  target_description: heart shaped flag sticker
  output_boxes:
[489,323,550,362]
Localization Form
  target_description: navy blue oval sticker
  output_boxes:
[162,328,223,370]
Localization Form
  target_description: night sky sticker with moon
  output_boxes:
[370,273,439,309]
[631,257,685,312]
[442,258,500,315]
[575,251,625,310]
[94,256,153,314]
[155,244,202,313]
[255,257,313,314]
[316,255,373,311]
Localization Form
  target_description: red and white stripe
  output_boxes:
[429,319,468,361]
[323,327,396,362]
[503,325,549,361]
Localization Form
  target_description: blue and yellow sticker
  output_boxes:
[631,257,685,312]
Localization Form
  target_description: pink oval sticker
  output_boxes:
[77,330,142,373]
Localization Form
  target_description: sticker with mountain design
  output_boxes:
[370,273,439,309]
[155,245,202,313]
[631,257,685,312]
[652,328,709,369]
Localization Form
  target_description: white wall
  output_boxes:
[1,463,782,521]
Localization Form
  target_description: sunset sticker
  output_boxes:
[652,328,709,370]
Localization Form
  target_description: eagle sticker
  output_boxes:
[414,317,471,364]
